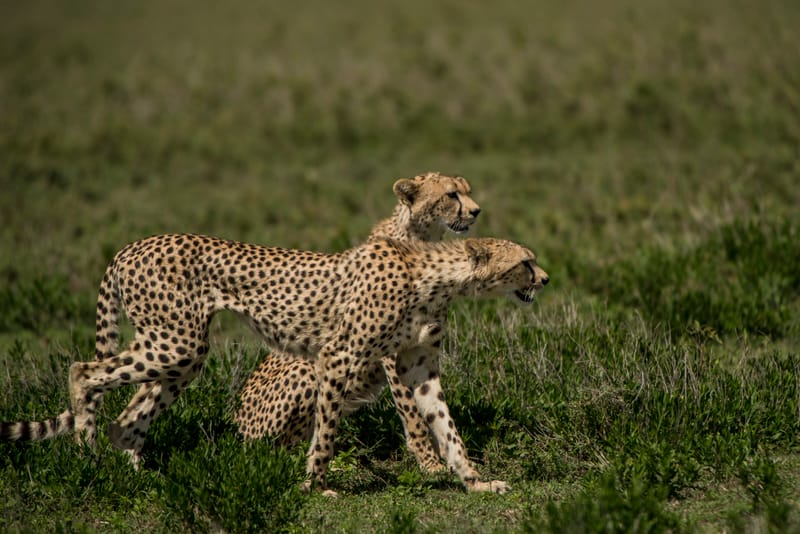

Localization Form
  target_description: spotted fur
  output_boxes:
[235,171,480,473]
[1,232,548,494]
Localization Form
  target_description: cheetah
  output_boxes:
[235,171,481,473]
[1,233,549,494]
[0,171,478,465]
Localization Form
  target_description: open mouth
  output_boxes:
[514,289,535,304]
[448,220,473,234]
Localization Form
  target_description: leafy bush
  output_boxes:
[160,433,307,533]
[526,470,679,534]
[590,217,800,338]
[1,438,159,532]
[0,275,92,334]
[726,451,794,533]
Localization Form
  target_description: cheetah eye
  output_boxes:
[446,191,458,199]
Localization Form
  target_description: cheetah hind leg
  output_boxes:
[107,420,143,470]
[106,383,160,469]
[68,362,98,446]
[79,392,104,447]
[69,349,146,445]
[107,374,199,468]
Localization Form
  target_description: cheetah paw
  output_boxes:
[421,462,446,474]
[466,479,511,494]
[108,422,142,469]
[301,480,339,498]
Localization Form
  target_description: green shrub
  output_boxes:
[590,217,800,338]
[160,433,307,533]
[527,470,679,534]
[381,507,420,534]
[1,438,159,529]
[726,451,794,533]
[0,275,92,334]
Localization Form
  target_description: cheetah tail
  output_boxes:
[0,409,74,441]
[95,263,121,360]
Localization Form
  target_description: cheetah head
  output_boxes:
[393,172,481,239]
[465,238,550,305]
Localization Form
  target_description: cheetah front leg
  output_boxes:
[381,356,443,473]
[303,344,349,497]
[393,347,510,494]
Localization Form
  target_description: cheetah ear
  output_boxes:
[465,239,491,268]
[393,179,419,207]
[454,175,471,194]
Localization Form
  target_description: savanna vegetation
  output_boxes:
[1,0,799,531]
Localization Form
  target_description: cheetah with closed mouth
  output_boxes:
[1,232,549,495]
[235,171,481,473]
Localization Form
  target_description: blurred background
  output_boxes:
[2,0,798,350]
[2,0,797,275]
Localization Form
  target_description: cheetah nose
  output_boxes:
[470,207,481,218]
[542,276,549,286]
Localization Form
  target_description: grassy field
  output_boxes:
[1,0,800,531]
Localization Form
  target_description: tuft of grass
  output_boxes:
[589,217,800,338]
[0,275,93,334]
[160,434,307,533]
[381,507,420,534]
[0,438,160,532]
[526,469,680,534]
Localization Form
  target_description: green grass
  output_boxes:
[2,0,800,531]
